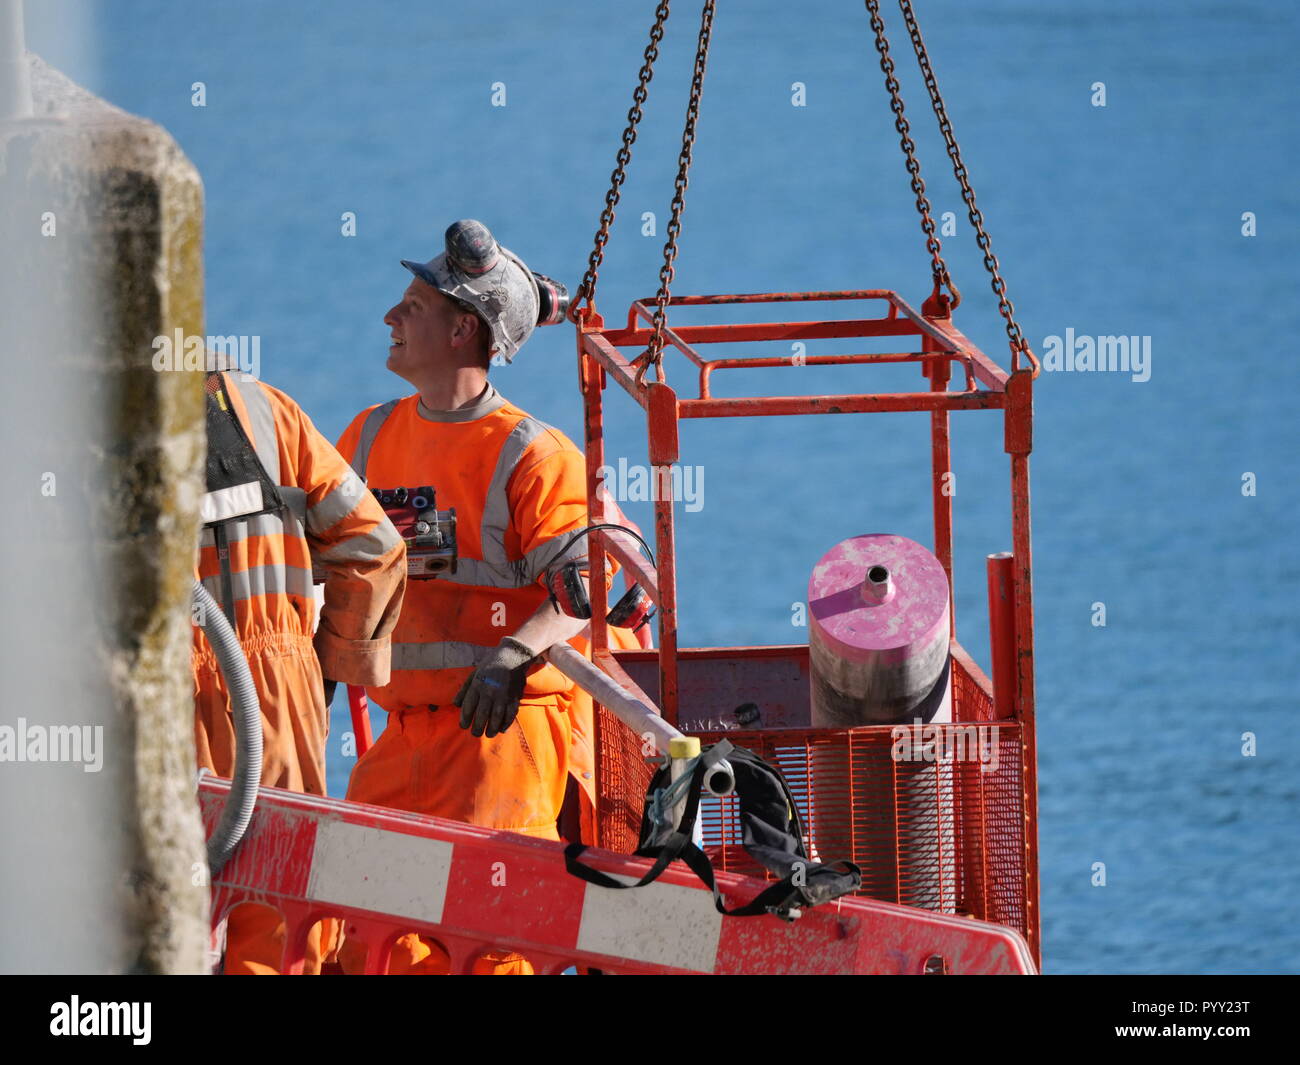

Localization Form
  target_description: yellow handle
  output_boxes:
[668,737,701,760]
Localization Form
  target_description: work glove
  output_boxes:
[454,636,538,738]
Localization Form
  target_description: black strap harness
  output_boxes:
[565,739,861,921]
[202,373,285,626]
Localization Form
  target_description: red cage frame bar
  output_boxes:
[573,288,1040,963]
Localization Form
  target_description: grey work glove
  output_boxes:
[454,636,538,738]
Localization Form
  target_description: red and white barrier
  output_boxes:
[199,776,1035,975]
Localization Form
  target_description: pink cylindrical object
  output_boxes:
[808,533,951,727]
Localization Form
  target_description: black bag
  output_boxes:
[565,739,861,920]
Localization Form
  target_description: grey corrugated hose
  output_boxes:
[193,580,263,876]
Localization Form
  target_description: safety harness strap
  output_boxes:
[203,374,290,626]
[565,740,862,921]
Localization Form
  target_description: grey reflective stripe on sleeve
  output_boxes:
[391,641,498,671]
[201,563,314,605]
[226,373,280,483]
[316,523,402,565]
[479,415,549,573]
[351,399,401,481]
[307,470,369,535]
[279,485,307,527]
[521,530,588,582]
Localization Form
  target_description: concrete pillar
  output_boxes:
[0,49,208,973]
[0,0,31,120]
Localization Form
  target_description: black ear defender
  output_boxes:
[531,271,570,327]
[544,524,656,632]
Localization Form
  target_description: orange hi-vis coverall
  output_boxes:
[195,371,406,975]
[333,383,632,975]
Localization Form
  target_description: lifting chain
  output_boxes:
[577,0,1037,382]
[636,0,717,389]
[571,1,673,324]
[864,0,960,312]
[896,0,1037,375]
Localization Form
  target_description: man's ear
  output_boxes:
[466,315,492,368]
[451,311,481,350]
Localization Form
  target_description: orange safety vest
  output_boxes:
[337,384,608,711]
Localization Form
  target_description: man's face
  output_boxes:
[383,279,484,381]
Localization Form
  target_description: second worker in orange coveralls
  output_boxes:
[195,367,407,974]
[335,220,636,974]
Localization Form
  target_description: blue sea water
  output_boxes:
[33,0,1299,974]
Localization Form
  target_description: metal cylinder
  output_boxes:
[806,534,956,914]
[808,533,951,727]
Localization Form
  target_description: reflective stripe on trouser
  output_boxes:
[194,629,335,974]
[337,697,569,975]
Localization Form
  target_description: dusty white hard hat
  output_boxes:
[400,219,539,363]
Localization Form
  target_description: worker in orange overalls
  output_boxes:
[195,368,406,974]
[334,220,639,975]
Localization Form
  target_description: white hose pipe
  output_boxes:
[545,641,734,797]
[193,581,263,875]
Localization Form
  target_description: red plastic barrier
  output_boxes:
[199,776,1035,975]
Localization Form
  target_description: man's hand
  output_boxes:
[454,637,537,738]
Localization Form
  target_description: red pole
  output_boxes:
[581,326,611,657]
[923,291,955,639]
[647,382,681,724]
[1005,366,1040,968]
[986,552,1016,720]
[347,684,373,758]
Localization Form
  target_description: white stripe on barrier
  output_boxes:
[577,873,723,973]
[306,821,454,924]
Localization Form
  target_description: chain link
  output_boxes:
[637,0,717,388]
[897,0,1036,373]
[572,2,673,321]
[864,0,959,310]
[577,0,1035,380]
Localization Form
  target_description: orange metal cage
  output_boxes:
[575,289,1039,964]
[604,646,1028,942]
